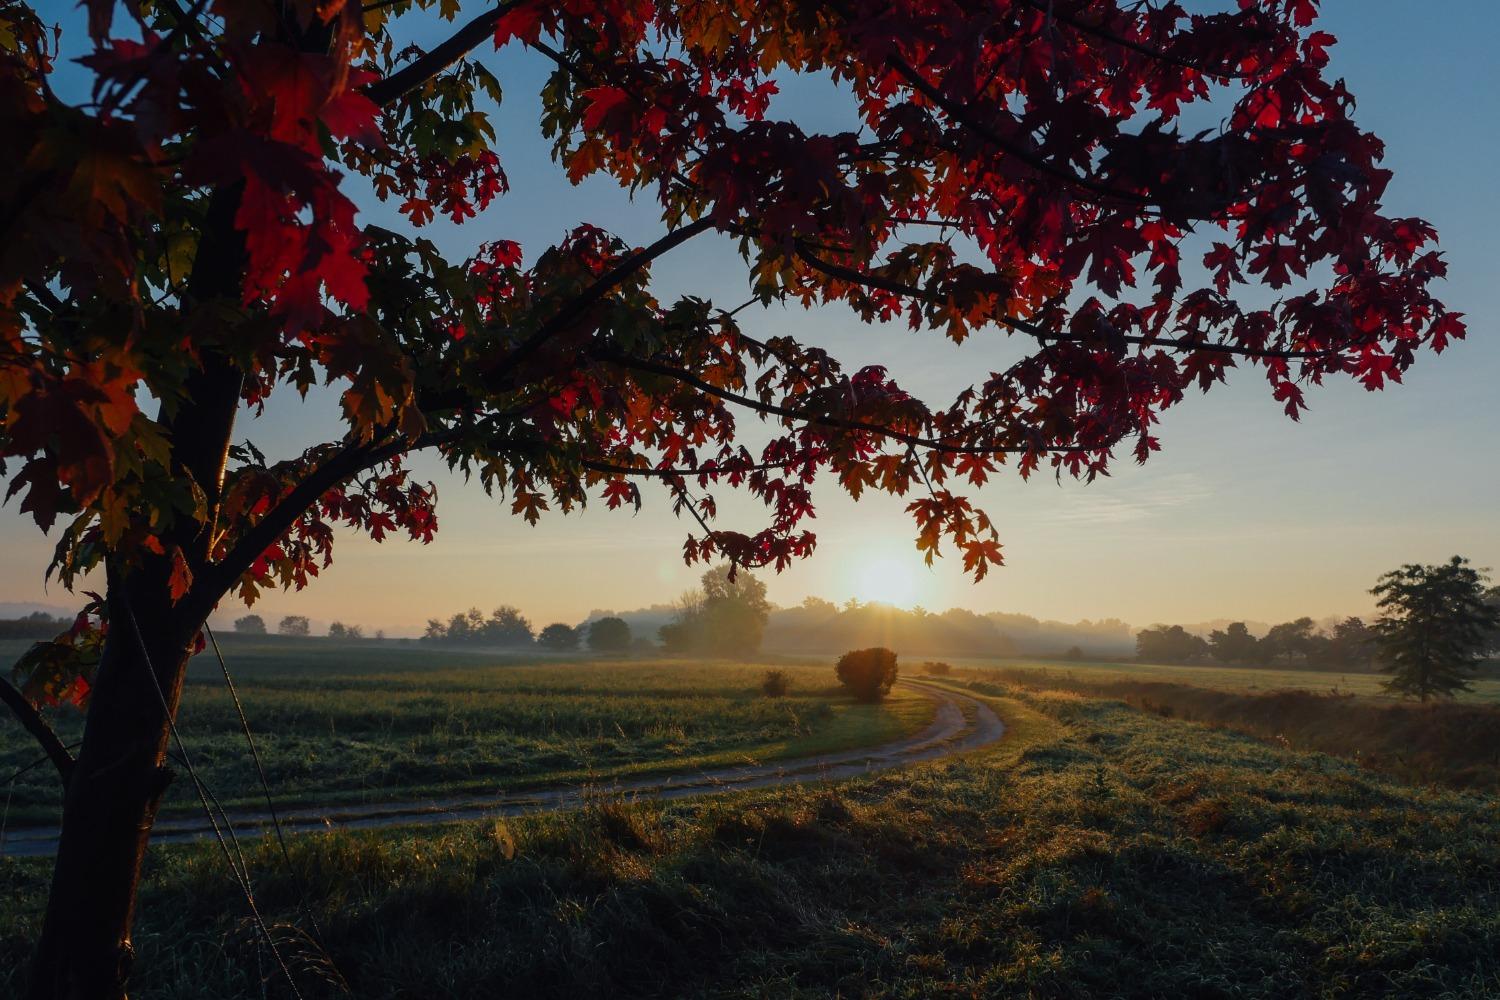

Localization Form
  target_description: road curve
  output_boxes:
[0,682,1002,858]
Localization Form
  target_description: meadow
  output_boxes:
[921,654,1500,703]
[3,676,1496,997]
[0,637,934,826]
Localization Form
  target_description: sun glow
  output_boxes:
[850,552,923,608]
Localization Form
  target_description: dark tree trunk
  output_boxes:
[28,577,200,1000]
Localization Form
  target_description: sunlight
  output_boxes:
[850,551,923,608]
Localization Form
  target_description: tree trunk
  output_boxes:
[27,576,201,999]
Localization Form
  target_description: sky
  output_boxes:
[2,0,1497,634]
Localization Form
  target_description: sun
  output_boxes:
[850,551,922,608]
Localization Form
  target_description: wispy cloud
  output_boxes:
[1037,472,1212,526]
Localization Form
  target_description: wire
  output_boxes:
[204,623,335,953]
[120,598,304,1000]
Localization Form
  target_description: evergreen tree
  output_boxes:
[1372,557,1500,701]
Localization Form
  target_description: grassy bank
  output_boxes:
[919,654,1500,703]
[0,647,933,825]
[967,666,1500,792]
[4,680,1496,997]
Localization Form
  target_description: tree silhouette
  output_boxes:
[232,614,266,635]
[0,0,1469,992]
[1372,557,1500,702]
[538,623,580,652]
[587,617,632,653]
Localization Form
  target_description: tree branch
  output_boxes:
[365,0,526,107]
[794,245,1334,361]
[480,216,718,385]
[883,52,1150,205]
[599,350,1075,456]
[0,674,75,784]
[186,428,461,618]
[1013,0,1250,80]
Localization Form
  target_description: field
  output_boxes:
[4,675,1497,997]
[0,637,934,826]
[926,654,1500,703]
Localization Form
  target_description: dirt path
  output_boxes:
[0,682,1002,858]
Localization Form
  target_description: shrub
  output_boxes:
[836,647,898,702]
[761,669,790,698]
[922,660,952,676]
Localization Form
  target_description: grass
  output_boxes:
[0,639,934,825]
[5,676,1497,997]
[931,654,1500,703]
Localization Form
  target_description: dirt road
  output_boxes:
[0,681,1003,858]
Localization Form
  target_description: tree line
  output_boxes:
[1137,558,1500,701]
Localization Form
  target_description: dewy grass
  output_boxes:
[4,678,1495,998]
[0,646,935,824]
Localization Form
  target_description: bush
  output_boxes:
[761,669,790,698]
[922,660,952,676]
[836,647,898,702]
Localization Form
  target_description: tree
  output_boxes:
[1326,617,1376,669]
[836,647,899,702]
[659,566,772,657]
[0,0,1466,993]
[587,617,632,653]
[232,614,266,635]
[481,606,534,646]
[1484,587,1500,656]
[277,616,310,637]
[1208,622,1260,665]
[1136,625,1210,664]
[1372,557,1500,701]
[1262,617,1318,663]
[328,622,348,639]
[538,623,580,652]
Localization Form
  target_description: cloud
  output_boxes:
[1037,472,1212,526]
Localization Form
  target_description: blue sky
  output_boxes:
[3,0,1496,633]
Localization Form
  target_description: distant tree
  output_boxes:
[836,647,899,702]
[423,618,447,642]
[1135,625,1209,664]
[482,606,534,646]
[1262,617,1318,663]
[538,623,580,652]
[277,616,310,637]
[345,625,364,640]
[232,615,266,635]
[923,661,953,676]
[1063,645,1085,662]
[660,566,773,657]
[1325,617,1376,669]
[1485,587,1500,655]
[375,630,386,642]
[1373,557,1500,701]
[328,622,348,640]
[588,617,632,653]
[1208,622,1260,665]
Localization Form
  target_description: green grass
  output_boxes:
[932,654,1500,703]
[4,677,1496,998]
[0,640,934,825]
